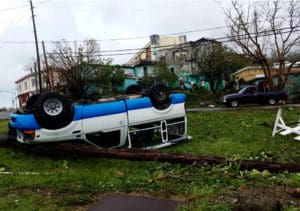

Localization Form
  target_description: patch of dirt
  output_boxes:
[217,186,300,210]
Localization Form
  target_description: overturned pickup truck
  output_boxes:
[4,83,190,149]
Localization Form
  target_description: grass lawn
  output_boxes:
[0,108,299,210]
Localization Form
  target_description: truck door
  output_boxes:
[81,101,128,148]
[241,87,258,104]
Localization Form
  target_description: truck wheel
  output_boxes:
[34,92,74,130]
[230,100,239,107]
[149,83,170,109]
[268,98,276,105]
[25,94,41,111]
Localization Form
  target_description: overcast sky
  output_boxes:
[0,0,230,108]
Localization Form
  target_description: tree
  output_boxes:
[141,62,177,88]
[193,42,250,93]
[96,64,125,95]
[224,0,300,90]
[49,40,124,99]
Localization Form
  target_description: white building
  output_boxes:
[15,70,59,107]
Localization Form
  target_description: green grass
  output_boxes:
[166,108,300,163]
[0,108,299,210]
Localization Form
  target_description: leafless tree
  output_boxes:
[48,39,103,99]
[224,0,300,90]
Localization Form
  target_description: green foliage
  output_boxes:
[0,108,299,210]
[48,39,125,99]
[0,120,8,135]
[194,44,251,93]
[167,108,300,163]
[96,64,125,95]
[140,62,177,88]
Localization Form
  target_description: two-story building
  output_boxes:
[15,72,40,107]
[15,69,59,107]
[124,34,221,89]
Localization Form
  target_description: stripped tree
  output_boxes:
[224,0,300,90]
[48,40,125,99]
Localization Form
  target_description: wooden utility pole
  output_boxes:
[11,142,300,173]
[29,0,42,93]
[42,41,50,91]
[33,63,39,93]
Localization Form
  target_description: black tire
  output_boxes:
[268,98,276,105]
[25,94,41,111]
[125,84,142,94]
[149,83,170,109]
[230,100,239,107]
[34,92,74,130]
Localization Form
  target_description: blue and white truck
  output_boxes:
[3,83,190,149]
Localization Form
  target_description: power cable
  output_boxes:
[46,27,300,58]
[0,5,27,13]
[0,0,51,13]
[0,14,298,44]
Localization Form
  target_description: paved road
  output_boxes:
[187,103,300,112]
[1,104,300,119]
[0,111,11,120]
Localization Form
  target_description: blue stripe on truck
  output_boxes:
[10,94,186,129]
[125,94,186,110]
[80,100,127,119]
[10,113,41,130]
[171,94,186,104]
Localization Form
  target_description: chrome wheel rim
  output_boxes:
[231,101,238,107]
[43,98,63,116]
[269,99,276,105]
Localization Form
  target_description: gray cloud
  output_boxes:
[0,0,230,108]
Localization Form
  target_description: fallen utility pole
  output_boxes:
[11,142,300,173]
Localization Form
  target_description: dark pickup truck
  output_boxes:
[221,85,288,107]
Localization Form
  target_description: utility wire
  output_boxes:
[0,0,51,12]
[50,29,300,58]
[0,5,27,12]
[0,14,298,44]
[0,25,225,44]
[46,27,300,57]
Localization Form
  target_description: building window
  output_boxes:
[143,66,148,77]
[24,82,28,90]
[173,51,187,61]
[18,84,22,92]
[31,78,36,87]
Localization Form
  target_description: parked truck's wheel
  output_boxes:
[149,83,170,109]
[230,100,239,107]
[268,98,276,105]
[34,92,74,130]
